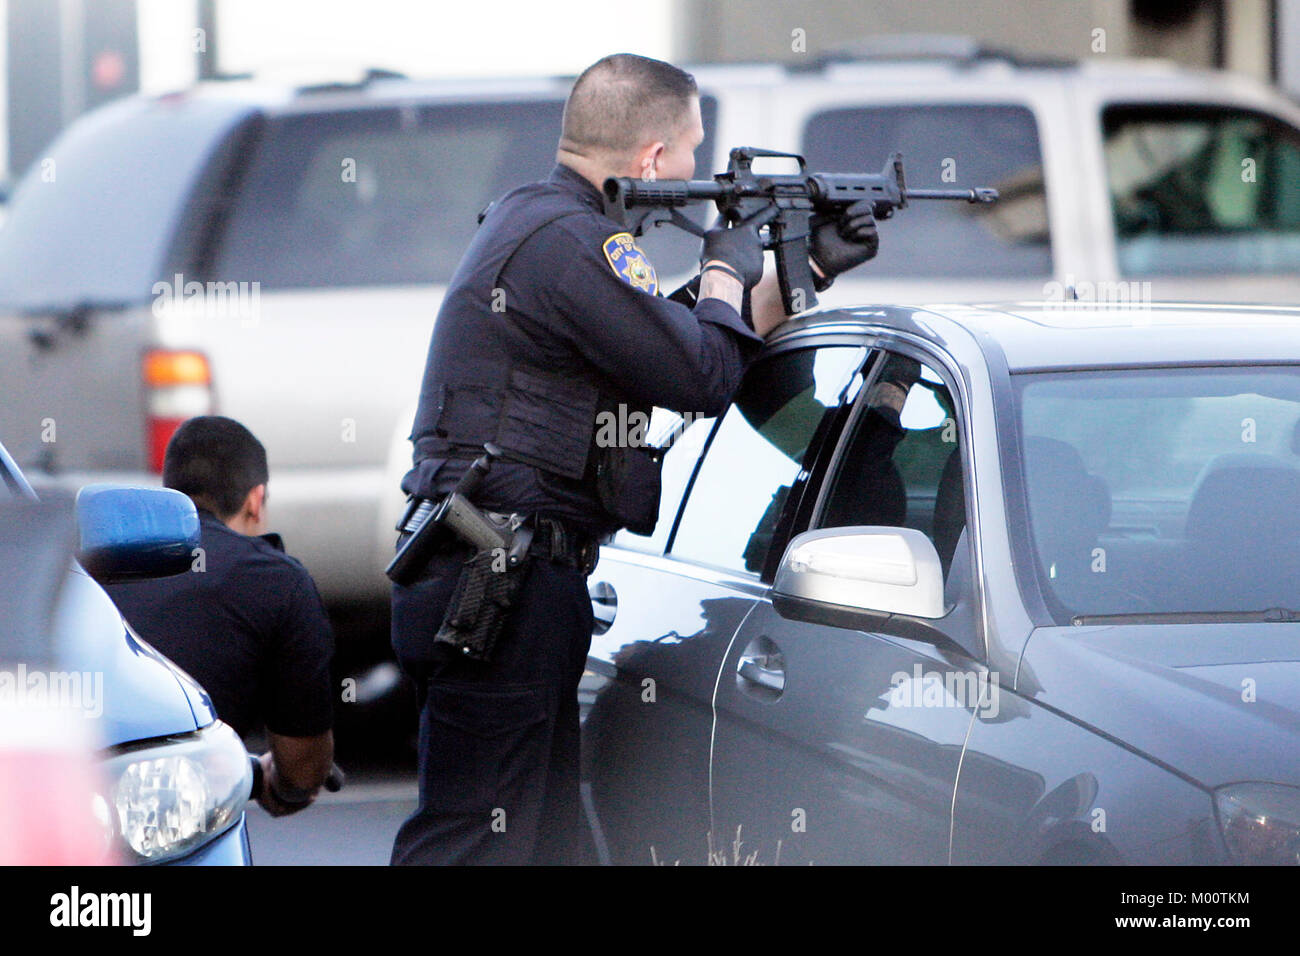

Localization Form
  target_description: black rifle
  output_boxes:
[603,147,999,313]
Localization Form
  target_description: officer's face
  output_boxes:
[656,96,705,181]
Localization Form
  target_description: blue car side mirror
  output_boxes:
[75,484,200,583]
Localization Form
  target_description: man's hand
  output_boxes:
[255,730,334,817]
[809,200,879,288]
[700,206,779,290]
[256,751,313,817]
[866,355,921,421]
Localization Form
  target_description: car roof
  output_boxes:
[778,302,1300,372]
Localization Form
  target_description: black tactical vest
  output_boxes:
[406,179,651,527]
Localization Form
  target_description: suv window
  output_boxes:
[1103,105,1300,277]
[819,354,967,580]
[670,346,867,574]
[801,104,1051,278]
[210,101,566,289]
[0,99,254,311]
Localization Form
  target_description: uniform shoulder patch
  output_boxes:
[602,232,659,295]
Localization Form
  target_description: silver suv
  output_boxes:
[1,44,1297,610]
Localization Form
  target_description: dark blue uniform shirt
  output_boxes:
[402,163,764,535]
[106,509,335,739]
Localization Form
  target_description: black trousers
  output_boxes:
[389,548,594,865]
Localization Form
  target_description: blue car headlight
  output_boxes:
[1213,782,1300,865]
[96,720,251,864]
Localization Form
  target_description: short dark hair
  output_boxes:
[560,53,698,159]
[162,416,268,519]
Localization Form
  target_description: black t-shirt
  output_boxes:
[106,510,334,739]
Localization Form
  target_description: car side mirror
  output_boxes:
[75,484,200,584]
[771,526,946,629]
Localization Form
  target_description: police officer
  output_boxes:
[106,416,335,818]
[389,53,878,865]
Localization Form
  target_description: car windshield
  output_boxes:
[1014,365,1300,623]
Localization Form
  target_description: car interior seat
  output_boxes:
[1181,453,1300,611]
[1022,436,1112,612]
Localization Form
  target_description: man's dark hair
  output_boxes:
[560,53,698,158]
[162,416,268,519]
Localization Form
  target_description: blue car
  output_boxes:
[0,440,252,865]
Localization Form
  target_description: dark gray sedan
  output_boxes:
[579,302,1300,865]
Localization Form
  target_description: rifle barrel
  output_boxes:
[906,187,999,203]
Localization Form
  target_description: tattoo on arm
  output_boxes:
[698,268,743,314]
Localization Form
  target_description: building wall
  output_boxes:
[674,0,1133,64]
[674,0,1275,82]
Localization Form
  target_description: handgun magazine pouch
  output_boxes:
[595,443,663,536]
[433,548,531,662]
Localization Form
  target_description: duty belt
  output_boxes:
[397,504,601,575]
[526,515,603,575]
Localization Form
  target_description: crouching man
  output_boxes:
[107,416,335,816]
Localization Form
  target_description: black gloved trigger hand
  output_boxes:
[700,205,779,291]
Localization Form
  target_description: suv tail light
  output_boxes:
[142,350,212,473]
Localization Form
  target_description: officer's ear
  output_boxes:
[637,141,666,181]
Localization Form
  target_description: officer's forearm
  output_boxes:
[750,269,792,337]
[699,261,743,314]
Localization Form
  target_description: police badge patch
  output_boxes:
[602,232,659,295]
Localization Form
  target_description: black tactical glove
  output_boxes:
[700,206,779,291]
[809,200,879,290]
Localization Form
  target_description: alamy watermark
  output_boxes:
[1042,276,1153,314]
[151,272,261,327]
[594,404,708,449]
[0,664,103,719]
[886,663,1000,719]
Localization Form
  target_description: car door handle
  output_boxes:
[589,580,617,635]
[737,654,785,693]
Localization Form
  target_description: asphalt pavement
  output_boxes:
[245,770,418,865]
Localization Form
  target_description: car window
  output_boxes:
[670,346,868,575]
[818,353,967,582]
[801,104,1051,278]
[1103,104,1300,276]
[210,101,565,289]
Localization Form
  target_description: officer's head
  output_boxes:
[162,416,270,536]
[559,53,703,184]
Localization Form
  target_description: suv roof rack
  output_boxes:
[296,68,409,95]
[789,33,1076,71]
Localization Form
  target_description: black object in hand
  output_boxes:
[810,200,879,286]
[700,205,779,290]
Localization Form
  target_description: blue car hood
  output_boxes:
[1019,623,1300,790]
[52,565,216,747]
